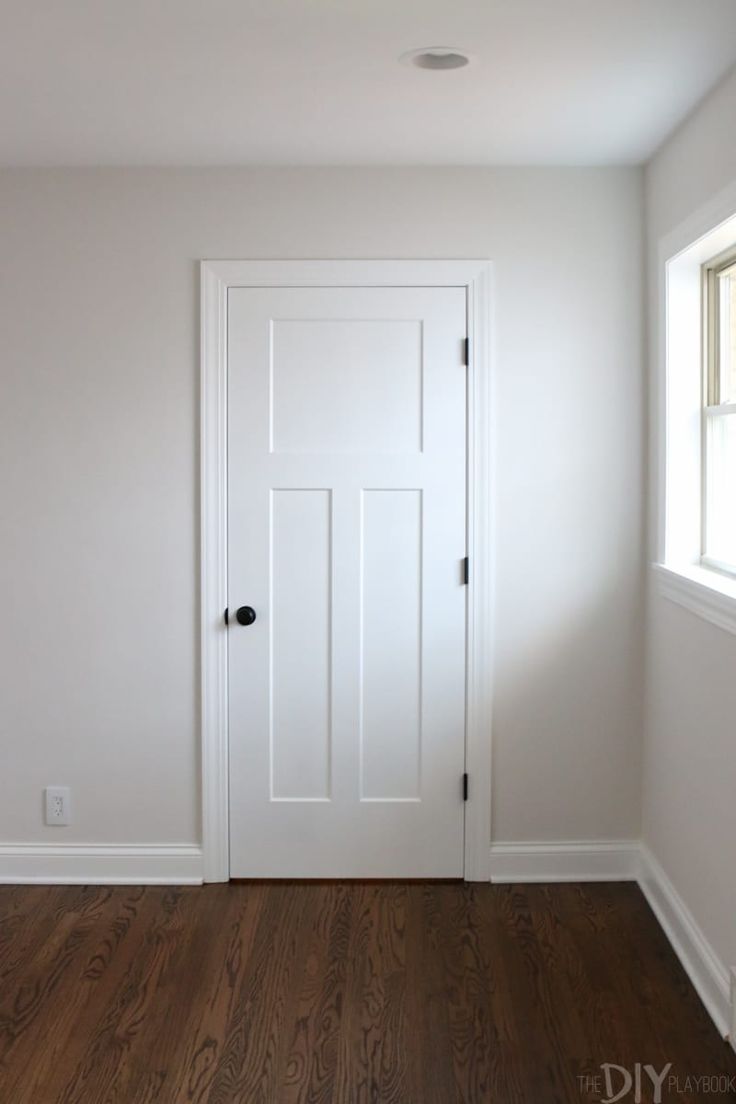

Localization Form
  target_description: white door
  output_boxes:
[227,285,467,877]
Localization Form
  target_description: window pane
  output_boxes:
[705,411,736,567]
[718,268,736,404]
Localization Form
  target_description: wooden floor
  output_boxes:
[0,882,734,1103]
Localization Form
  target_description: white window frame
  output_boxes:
[200,260,495,883]
[654,185,736,634]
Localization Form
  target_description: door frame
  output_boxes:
[201,260,494,882]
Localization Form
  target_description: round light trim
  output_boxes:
[400,47,471,71]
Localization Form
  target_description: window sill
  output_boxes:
[653,563,736,636]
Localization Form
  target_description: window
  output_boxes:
[703,246,736,574]
[656,202,736,635]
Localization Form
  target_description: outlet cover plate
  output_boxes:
[44,786,71,826]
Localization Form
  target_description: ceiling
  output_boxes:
[1,0,736,167]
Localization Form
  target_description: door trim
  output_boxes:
[201,260,494,882]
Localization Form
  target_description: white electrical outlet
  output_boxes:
[44,786,71,826]
[731,968,736,1054]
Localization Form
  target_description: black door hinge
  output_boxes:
[462,556,469,585]
[462,773,469,801]
[463,337,469,366]
[224,608,229,626]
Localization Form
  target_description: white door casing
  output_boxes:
[201,261,493,882]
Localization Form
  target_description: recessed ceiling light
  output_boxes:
[400,47,472,71]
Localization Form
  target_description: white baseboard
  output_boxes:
[489,839,641,883]
[638,845,731,1040]
[0,843,203,885]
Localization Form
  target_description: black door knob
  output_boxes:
[235,605,257,626]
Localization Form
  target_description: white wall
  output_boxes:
[0,167,644,852]
[645,70,736,973]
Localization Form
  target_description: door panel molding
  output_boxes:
[201,260,494,882]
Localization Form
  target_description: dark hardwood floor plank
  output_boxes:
[0,885,40,969]
[7,886,151,1104]
[371,883,409,1103]
[507,884,594,1101]
[334,882,410,1104]
[435,883,499,1103]
[50,887,188,1104]
[0,886,75,985]
[0,885,114,1083]
[524,884,635,1099]
[205,882,319,1104]
[549,884,671,1073]
[165,883,267,1104]
[279,881,352,1104]
[404,883,463,1104]
[105,886,233,1104]
[471,885,539,1103]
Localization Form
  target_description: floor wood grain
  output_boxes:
[0,882,734,1103]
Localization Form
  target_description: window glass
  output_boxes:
[705,412,736,565]
[717,266,736,404]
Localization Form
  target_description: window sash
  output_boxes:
[703,246,736,575]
